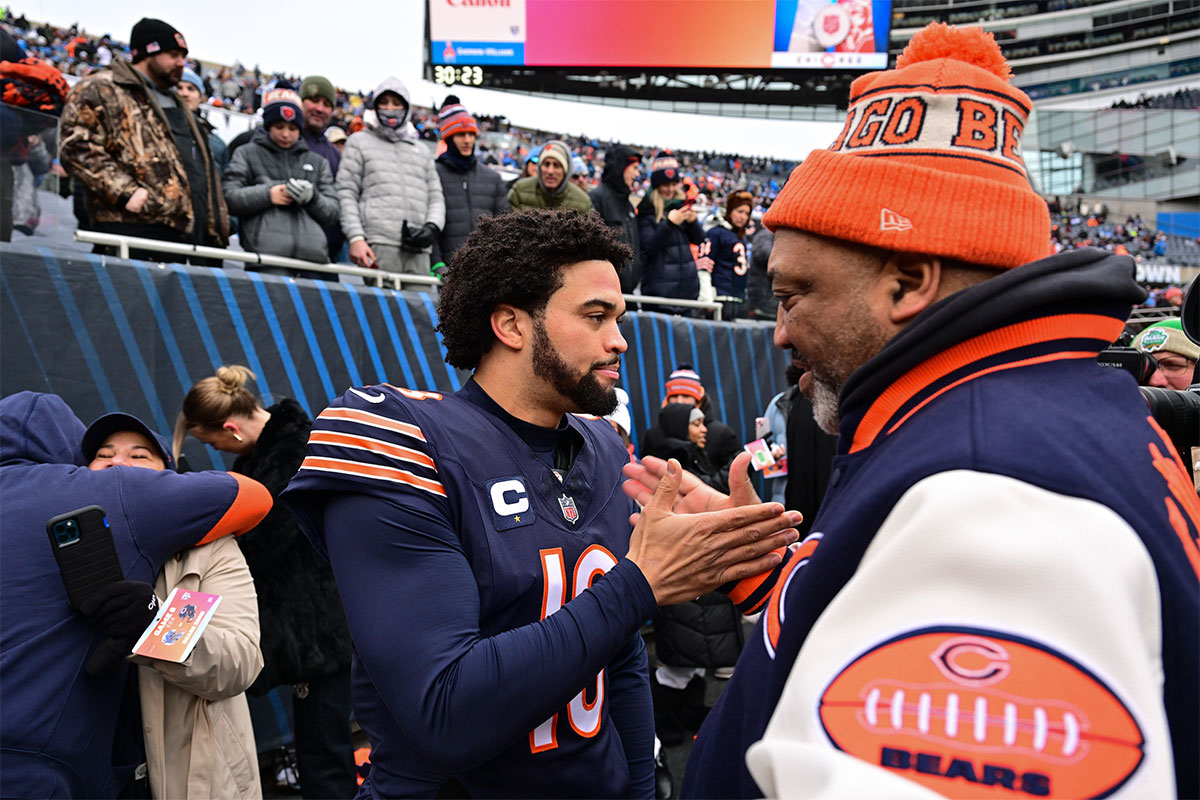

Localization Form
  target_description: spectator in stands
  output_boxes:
[506,146,539,191]
[82,412,263,800]
[0,392,271,799]
[298,75,344,261]
[325,125,346,154]
[1133,319,1198,390]
[640,366,740,489]
[177,67,229,176]
[705,190,754,319]
[338,77,444,275]
[59,18,229,263]
[174,366,356,800]
[590,145,644,293]
[570,155,590,191]
[222,89,338,272]
[638,155,705,304]
[433,97,506,268]
[745,217,776,320]
[508,139,591,213]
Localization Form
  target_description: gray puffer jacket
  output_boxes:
[222,129,338,263]
[336,77,445,248]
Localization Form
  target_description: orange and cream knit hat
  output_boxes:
[764,23,1049,269]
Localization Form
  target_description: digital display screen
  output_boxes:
[429,0,893,71]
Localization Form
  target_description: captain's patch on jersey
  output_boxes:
[487,477,535,531]
[817,627,1143,798]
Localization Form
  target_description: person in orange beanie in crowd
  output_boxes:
[621,22,1199,800]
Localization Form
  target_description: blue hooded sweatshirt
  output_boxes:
[0,392,271,798]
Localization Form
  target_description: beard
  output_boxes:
[531,318,619,417]
[808,374,842,436]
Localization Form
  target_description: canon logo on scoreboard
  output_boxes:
[445,0,511,6]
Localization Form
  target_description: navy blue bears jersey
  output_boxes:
[284,380,657,799]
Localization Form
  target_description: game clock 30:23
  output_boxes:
[434,65,485,86]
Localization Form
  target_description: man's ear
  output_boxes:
[490,304,529,351]
[882,252,942,325]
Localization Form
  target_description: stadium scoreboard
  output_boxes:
[424,0,895,80]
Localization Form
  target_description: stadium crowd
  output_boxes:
[1,10,1197,800]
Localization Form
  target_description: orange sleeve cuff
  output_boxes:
[194,473,274,545]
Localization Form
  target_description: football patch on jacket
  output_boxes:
[818,627,1143,798]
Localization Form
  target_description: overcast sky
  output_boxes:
[29,0,842,159]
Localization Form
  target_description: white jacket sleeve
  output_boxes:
[749,470,1173,799]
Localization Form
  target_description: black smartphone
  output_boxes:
[46,505,125,610]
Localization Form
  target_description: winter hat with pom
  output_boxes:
[763,23,1049,269]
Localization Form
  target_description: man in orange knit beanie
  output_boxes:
[624,22,1200,800]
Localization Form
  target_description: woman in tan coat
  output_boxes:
[83,412,264,799]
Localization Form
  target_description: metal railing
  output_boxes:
[71,231,725,319]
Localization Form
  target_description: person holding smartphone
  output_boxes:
[83,412,263,800]
[637,155,706,307]
[0,392,271,800]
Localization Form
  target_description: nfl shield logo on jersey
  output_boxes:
[559,494,579,524]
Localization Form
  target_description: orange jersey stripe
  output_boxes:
[196,473,273,545]
[317,406,428,443]
[308,430,437,471]
[300,455,447,497]
[851,314,1124,453]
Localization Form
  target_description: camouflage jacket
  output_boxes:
[59,59,229,245]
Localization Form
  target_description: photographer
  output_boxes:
[1133,318,1198,390]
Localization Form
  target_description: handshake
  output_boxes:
[284,178,314,205]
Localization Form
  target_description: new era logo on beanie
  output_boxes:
[129,18,187,62]
[763,23,1050,270]
[263,88,304,128]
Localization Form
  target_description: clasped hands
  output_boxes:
[622,452,802,606]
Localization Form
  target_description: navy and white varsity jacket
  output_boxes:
[683,249,1199,800]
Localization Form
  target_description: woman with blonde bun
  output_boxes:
[176,367,356,798]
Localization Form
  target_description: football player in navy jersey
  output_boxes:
[282,208,801,799]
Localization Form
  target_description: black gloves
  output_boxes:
[401,221,440,253]
[79,580,160,677]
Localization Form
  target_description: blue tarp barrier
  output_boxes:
[1,244,788,469]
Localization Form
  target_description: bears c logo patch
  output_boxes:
[818,627,1143,798]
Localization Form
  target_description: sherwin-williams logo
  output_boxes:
[1139,328,1170,352]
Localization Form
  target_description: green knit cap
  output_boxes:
[1133,318,1199,361]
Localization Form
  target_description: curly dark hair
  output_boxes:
[436,209,633,370]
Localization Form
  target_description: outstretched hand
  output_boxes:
[624,458,800,606]
[623,451,763,517]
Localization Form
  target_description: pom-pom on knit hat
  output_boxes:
[763,23,1049,269]
[262,88,304,128]
[439,95,478,141]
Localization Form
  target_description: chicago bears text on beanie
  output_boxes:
[764,23,1049,270]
